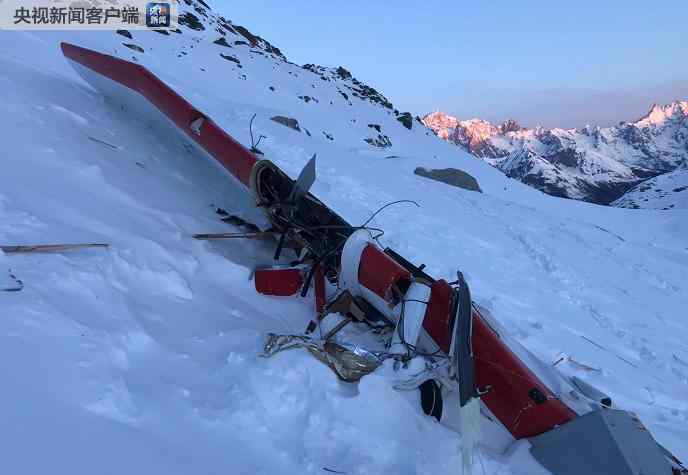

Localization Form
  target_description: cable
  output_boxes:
[299,239,348,297]
[361,199,420,227]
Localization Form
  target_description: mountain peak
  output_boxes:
[421,111,459,139]
[499,118,522,134]
[635,100,688,127]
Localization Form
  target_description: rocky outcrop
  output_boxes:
[271,116,301,132]
[397,112,413,130]
[122,43,144,53]
[178,12,205,31]
[213,37,231,47]
[301,63,394,110]
[414,167,482,192]
[219,53,241,65]
[232,24,285,58]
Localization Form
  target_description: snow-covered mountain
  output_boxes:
[423,102,688,204]
[613,163,688,209]
[1,2,687,474]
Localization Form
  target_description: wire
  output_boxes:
[298,224,386,240]
[281,199,417,268]
[361,199,420,227]
[299,239,348,297]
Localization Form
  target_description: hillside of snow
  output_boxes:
[613,165,688,210]
[1,3,688,474]
[423,103,688,205]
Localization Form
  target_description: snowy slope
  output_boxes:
[613,165,688,210]
[423,104,688,205]
[1,3,688,474]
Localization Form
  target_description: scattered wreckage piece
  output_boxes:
[263,333,382,383]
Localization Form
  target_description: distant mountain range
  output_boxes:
[423,101,688,206]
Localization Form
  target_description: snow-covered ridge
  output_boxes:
[423,102,688,205]
[612,166,688,210]
[117,0,426,152]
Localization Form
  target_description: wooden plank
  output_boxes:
[1,243,109,254]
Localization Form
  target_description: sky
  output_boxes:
[218,1,687,129]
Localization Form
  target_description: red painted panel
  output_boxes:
[255,268,303,296]
[472,309,576,438]
[314,264,326,314]
[421,280,453,353]
[60,42,257,187]
[358,244,410,303]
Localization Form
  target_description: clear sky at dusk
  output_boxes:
[218,1,687,128]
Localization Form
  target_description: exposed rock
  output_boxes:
[217,16,236,35]
[397,112,413,130]
[500,119,522,133]
[233,24,285,58]
[178,12,205,30]
[122,43,144,53]
[213,37,231,47]
[298,95,318,104]
[232,24,260,45]
[414,167,482,192]
[302,64,324,74]
[323,131,334,141]
[350,83,392,109]
[301,64,391,109]
[220,53,241,65]
[271,116,301,132]
[544,148,580,168]
[116,29,132,39]
[368,124,381,133]
[365,134,392,148]
[336,66,352,80]
[154,29,170,35]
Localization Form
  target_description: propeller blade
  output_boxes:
[289,154,316,203]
